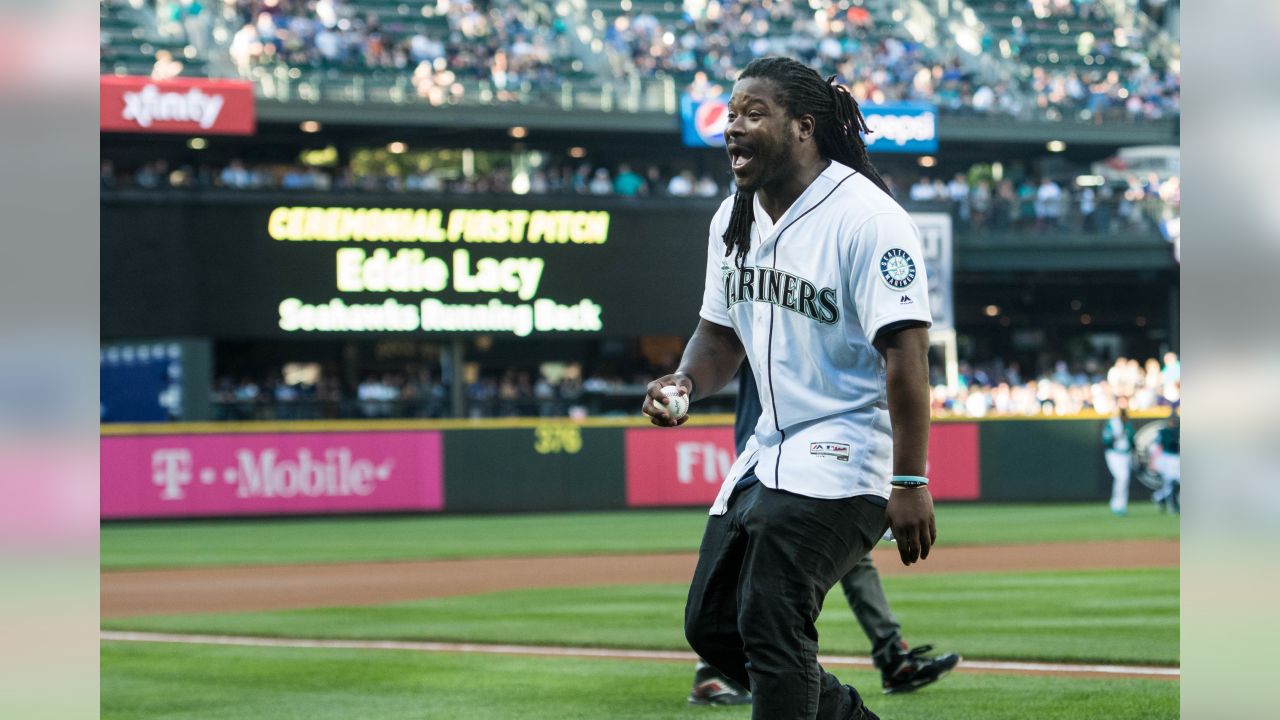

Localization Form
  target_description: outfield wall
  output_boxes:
[100,415,1163,519]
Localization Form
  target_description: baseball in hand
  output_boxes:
[658,386,689,420]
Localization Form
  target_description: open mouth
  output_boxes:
[728,146,755,173]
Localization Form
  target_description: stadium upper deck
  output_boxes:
[101,0,1178,129]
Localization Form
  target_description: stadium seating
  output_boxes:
[98,0,1177,121]
[965,0,1121,69]
[100,1,211,78]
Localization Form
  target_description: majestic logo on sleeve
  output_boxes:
[879,248,917,290]
[723,266,839,324]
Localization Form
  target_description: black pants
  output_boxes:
[684,473,889,719]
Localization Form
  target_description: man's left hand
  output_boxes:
[886,487,936,566]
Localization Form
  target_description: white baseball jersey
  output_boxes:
[699,161,933,515]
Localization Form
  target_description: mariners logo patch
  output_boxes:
[810,442,851,463]
[879,248,917,290]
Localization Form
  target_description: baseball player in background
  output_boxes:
[1102,403,1136,516]
[643,57,937,720]
[686,361,960,706]
[1150,405,1180,514]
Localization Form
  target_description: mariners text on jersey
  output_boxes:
[723,265,840,324]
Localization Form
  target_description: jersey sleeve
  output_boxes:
[848,211,933,341]
[698,206,733,328]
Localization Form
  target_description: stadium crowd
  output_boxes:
[912,171,1179,234]
[107,0,1178,123]
[933,353,1179,417]
[212,365,674,420]
[609,0,1178,122]
[102,157,733,198]
[230,0,576,99]
[103,155,1177,236]
[210,352,1180,421]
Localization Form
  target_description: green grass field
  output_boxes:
[101,502,1179,570]
[101,642,1178,720]
[101,504,1180,719]
[103,568,1178,665]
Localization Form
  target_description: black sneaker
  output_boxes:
[880,642,961,695]
[687,661,752,706]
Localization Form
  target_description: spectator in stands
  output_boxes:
[229,22,262,77]
[151,49,184,80]
[1079,184,1098,231]
[181,0,211,55]
[588,167,613,195]
[694,173,721,198]
[667,170,695,198]
[101,160,117,190]
[994,179,1016,229]
[971,83,996,113]
[687,71,725,101]
[947,173,971,225]
[909,177,938,202]
[219,160,253,189]
[155,0,184,40]
[1093,182,1114,232]
[645,165,665,196]
[613,164,646,197]
[1161,352,1180,385]
[405,165,443,192]
[1143,0,1170,27]
[133,161,163,189]
[1035,177,1063,231]
[970,181,992,230]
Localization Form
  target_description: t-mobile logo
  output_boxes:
[152,449,193,500]
[675,442,732,484]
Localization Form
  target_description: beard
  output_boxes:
[735,137,796,194]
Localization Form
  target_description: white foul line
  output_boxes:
[100,631,1179,679]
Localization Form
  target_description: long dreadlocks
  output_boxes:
[722,57,892,268]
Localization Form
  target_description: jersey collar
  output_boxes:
[750,160,857,250]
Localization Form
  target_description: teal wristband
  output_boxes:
[890,475,929,488]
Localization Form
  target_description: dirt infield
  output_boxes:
[102,539,1178,618]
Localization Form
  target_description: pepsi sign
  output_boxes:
[681,93,937,154]
[862,103,938,154]
[680,94,729,147]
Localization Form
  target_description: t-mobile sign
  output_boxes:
[101,430,443,518]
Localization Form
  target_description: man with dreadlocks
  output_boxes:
[642,57,937,720]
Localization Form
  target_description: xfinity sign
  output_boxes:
[122,84,225,129]
[101,76,256,135]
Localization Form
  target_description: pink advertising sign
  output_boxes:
[101,431,443,519]
[926,423,980,501]
[625,423,980,508]
[625,427,737,508]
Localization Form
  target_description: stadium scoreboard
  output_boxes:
[102,196,710,340]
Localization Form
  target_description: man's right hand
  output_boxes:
[642,373,695,427]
